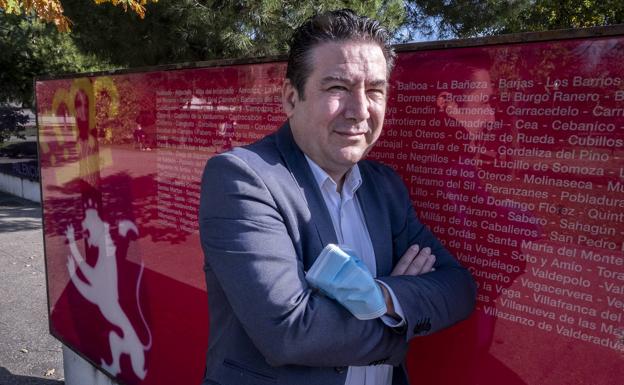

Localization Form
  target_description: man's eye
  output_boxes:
[368,89,385,97]
[328,85,348,92]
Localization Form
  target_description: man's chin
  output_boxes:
[337,149,368,165]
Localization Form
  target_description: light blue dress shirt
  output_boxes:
[305,156,406,385]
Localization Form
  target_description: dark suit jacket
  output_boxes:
[199,123,476,385]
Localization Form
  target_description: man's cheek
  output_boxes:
[325,98,344,114]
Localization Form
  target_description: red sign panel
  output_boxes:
[37,35,623,385]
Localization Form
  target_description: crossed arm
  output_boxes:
[380,244,436,320]
[376,169,477,340]
[200,153,476,367]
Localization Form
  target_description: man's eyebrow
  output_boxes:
[320,76,351,85]
[320,76,387,88]
[368,79,388,88]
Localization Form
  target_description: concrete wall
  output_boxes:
[0,172,40,203]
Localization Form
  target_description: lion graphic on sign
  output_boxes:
[65,202,152,379]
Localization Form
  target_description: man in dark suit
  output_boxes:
[199,9,476,385]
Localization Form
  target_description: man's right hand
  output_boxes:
[391,244,436,276]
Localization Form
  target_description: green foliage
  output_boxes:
[0,105,28,143]
[60,0,406,68]
[0,12,105,105]
[405,0,624,39]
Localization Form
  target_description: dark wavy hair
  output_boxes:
[286,9,396,99]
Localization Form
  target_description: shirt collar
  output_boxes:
[304,155,362,199]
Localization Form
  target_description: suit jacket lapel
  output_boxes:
[275,123,338,259]
[357,162,393,277]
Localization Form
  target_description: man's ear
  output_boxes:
[282,79,300,118]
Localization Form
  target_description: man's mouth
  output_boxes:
[334,129,369,138]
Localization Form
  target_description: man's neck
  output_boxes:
[329,172,347,194]
[304,155,350,194]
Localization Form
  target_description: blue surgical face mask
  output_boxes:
[306,244,387,320]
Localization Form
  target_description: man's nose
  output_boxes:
[344,89,370,121]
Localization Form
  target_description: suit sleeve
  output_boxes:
[376,168,477,341]
[199,153,408,367]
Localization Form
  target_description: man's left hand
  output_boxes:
[391,244,436,276]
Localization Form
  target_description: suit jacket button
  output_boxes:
[335,366,346,373]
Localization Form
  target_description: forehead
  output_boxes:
[307,40,387,81]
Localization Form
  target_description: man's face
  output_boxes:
[282,40,388,182]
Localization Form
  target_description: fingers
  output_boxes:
[393,244,436,276]
[422,253,436,273]
[391,244,420,276]
[405,248,436,275]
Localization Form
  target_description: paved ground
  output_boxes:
[0,191,64,385]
